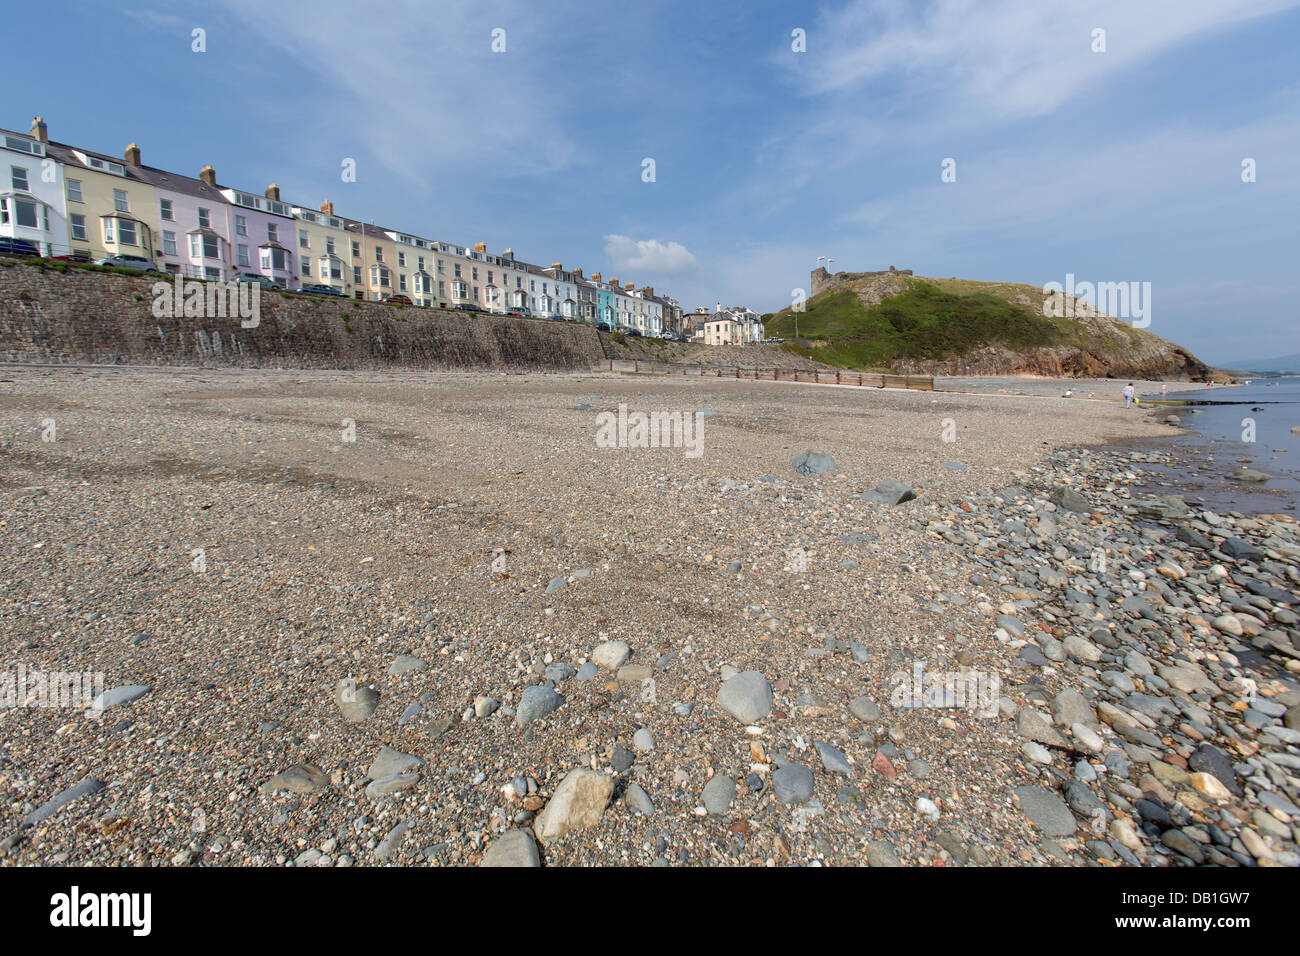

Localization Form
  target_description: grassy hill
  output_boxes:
[763,274,1211,379]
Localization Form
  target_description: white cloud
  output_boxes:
[602,235,699,272]
[793,0,1298,119]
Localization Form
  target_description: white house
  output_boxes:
[1,119,70,258]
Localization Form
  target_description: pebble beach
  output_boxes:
[1,367,1297,868]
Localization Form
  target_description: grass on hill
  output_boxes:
[764,281,1068,370]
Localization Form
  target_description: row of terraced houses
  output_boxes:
[0,117,682,336]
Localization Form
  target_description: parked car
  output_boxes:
[0,237,42,257]
[595,321,612,332]
[235,272,279,288]
[456,303,486,313]
[94,254,164,274]
[48,251,91,264]
[297,283,348,297]
[626,328,643,338]
[381,293,412,304]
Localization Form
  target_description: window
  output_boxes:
[299,229,309,249]
[189,235,201,258]
[163,231,177,255]
[487,270,493,284]
[370,265,390,286]
[14,198,39,229]
[267,224,278,242]
[301,259,311,277]
[375,247,383,262]
[326,238,335,255]
[159,199,174,221]
[454,263,461,277]
[11,166,29,191]
[325,258,341,280]
[398,252,406,267]
[66,179,83,203]
[113,189,129,212]
[202,234,219,258]
[353,266,362,285]
[118,219,137,246]
[437,259,444,274]
[103,219,113,242]
[237,244,250,268]
[4,135,43,156]
[472,267,478,280]
[235,215,247,236]
[70,213,86,240]
[399,274,407,291]
[198,208,210,228]
[417,256,424,271]
[205,267,221,281]
[352,241,360,258]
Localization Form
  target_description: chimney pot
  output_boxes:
[320,199,334,215]
[591,272,601,282]
[474,241,487,252]
[30,116,48,143]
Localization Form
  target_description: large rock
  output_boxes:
[792,451,836,476]
[716,671,773,724]
[533,769,614,842]
[21,777,104,827]
[858,479,916,506]
[481,829,541,867]
[773,763,815,805]
[1220,538,1264,562]
[335,678,380,723]
[367,746,421,780]
[516,685,564,726]
[1014,786,1076,836]
[1050,487,1092,514]
[701,776,736,815]
[89,685,150,713]
[591,640,630,670]
[261,764,329,795]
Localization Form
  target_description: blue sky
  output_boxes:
[11,0,1299,364]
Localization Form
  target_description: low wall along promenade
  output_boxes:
[0,259,607,370]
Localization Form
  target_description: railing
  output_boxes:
[595,358,933,390]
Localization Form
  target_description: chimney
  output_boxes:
[625,282,635,291]
[551,261,562,271]
[265,184,280,201]
[609,277,619,289]
[572,268,583,279]
[124,143,141,166]
[199,165,216,187]
[641,286,654,297]
[30,116,48,143]
[320,199,334,215]
[474,241,487,252]
[716,302,722,314]
[502,248,513,260]
[591,272,601,283]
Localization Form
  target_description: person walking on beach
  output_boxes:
[1123,382,1136,408]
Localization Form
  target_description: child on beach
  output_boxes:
[1123,383,1136,407]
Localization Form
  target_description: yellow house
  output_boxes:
[344,219,399,301]
[46,134,159,263]
[291,199,353,294]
